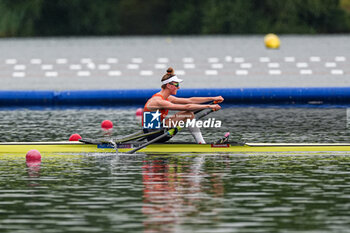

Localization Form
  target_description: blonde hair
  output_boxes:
[161,67,175,89]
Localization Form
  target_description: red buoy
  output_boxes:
[101,120,113,130]
[26,149,41,163]
[135,108,143,116]
[69,133,82,141]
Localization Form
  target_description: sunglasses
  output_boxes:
[169,82,180,88]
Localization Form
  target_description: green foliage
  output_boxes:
[165,0,203,34]
[201,0,254,34]
[341,0,350,12]
[118,0,170,34]
[0,0,349,36]
[295,0,349,33]
[0,0,42,36]
[252,0,310,33]
[34,0,120,36]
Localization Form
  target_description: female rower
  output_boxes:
[143,67,223,144]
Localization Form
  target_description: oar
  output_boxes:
[125,107,218,154]
[111,101,216,144]
[80,128,165,145]
[81,101,219,146]
[114,129,165,143]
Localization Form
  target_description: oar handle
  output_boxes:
[193,100,218,114]
[126,109,216,154]
[125,100,220,154]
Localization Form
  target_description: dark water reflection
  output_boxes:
[0,153,349,233]
[0,107,349,143]
[1,107,350,232]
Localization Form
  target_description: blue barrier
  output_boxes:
[58,89,156,105]
[0,87,350,106]
[0,90,55,106]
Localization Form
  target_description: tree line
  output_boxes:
[0,0,349,37]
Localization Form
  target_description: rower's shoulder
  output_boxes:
[150,93,170,102]
[167,95,176,101]
[149,95,163,101]
[146,95,164,108]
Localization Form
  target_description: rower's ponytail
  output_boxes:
[161,67,175,89]
[166,67,174,75]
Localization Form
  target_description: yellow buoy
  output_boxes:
[264,33,280,49]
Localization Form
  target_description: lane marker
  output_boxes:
[208,57,219,63]
[155,64,166,69]
[157,57,169,63]
[269,70,281,75]
[106,58,118,64]
[140,70,153,76]
[127,64,139,69]
[300,69,312,75]
[296,62,308,68]
[98,64,111,70]
[240,63,252,69]
[86,63,96,70]
[325,62,336,68]
[284,57,295,62]
[108,70,122,76]
[56,58,67,64]
[12,72,25,77]
[211,63,223,69]
[225,56,233,62]
[259,57,270,62]
[176,70,186,75]
[310,56,321,62]
[132,58,143,63]
[331,69,344,75]
[30,59,42,64]
[70,64,82,70]
[41,64,53,70]
[335,56,346,62]
[268,63,280,68]
[81,58,92,63]
[234,57,244,63]
[14,64,26,70]
[183,57,194,63]
[45,71,58,77]
[205,70,218,75]
[236,70,248,75]
[5,59,17,65]
[77,71,91,76]
[184,63,195,69]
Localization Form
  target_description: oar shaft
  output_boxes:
[126,108,216,154]
[125,128,178,154]
[114,129,164,143]
[119,101,216,143]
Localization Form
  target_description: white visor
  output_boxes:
[162,75,183,85]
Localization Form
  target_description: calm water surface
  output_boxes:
[0,107,349,142]
[1,107,350,233]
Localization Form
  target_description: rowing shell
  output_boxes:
[1,141,350,154]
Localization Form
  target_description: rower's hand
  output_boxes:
[210,104,221,111]
[213,96,224,103]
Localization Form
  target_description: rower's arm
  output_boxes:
[168,96,224,104]
[156,99,221,111]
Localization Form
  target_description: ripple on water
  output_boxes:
[1,108,350,232]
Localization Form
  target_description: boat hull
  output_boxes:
[1,141,350,154]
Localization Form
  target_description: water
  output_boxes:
[1,153,350,233]
[0,107,349,143]
[1,107,350,232]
